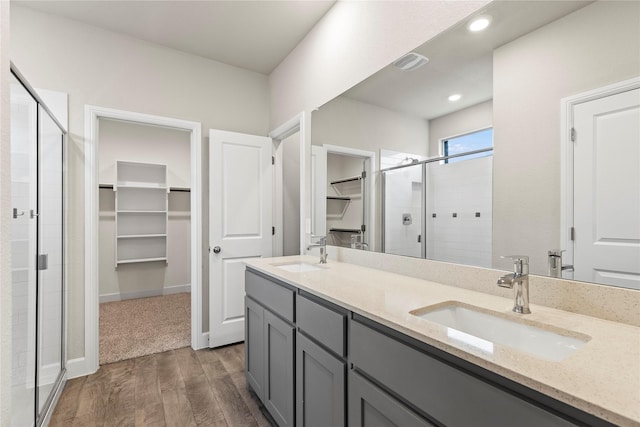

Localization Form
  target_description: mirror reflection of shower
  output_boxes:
[382,131,493,268]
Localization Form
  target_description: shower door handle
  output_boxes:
[38,254,48,271]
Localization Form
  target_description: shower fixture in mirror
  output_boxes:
[310,0,640,289]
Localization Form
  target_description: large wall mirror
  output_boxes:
[311,1,640,289]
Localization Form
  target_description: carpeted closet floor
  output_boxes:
[99,293,191,365]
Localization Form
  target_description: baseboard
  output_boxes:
[40,362,61,385]
[194,332,209,350]
[66,357,96,379]
[99,284,191,303]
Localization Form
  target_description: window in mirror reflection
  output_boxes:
[443,128,493,164]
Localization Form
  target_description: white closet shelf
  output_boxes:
[117,234,167,239]
[115,161,169,269]
[116,210,167,214]
[116,257,167,265]
[116,182,168,190]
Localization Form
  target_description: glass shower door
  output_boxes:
[37,106,65,417]
[10,75,38,427]
[382,163,424,258]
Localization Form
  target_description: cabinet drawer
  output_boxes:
[296,293,347,357]
[349,370,435,427]
[246,269,295,322]
[350,319,577,427]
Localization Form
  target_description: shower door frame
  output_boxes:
[10,63,68,427]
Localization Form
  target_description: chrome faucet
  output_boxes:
[547,249,573,278]
[307,235,328,264]
[497,255,531,314]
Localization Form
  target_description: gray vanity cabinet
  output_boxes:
[245,296,265,400]
[264,310,295,427]
[296,333,345,427]
[350,317,579,427]
[349,370,435,427]
[245,270,296,427]
[245,267,612,427]
[296,293,347,427]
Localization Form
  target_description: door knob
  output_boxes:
[212,246,221,254]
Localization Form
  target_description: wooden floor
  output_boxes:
[50,343,275,427]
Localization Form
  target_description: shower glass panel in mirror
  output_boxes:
[311,1,640,289]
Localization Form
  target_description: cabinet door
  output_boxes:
[296,332,345,427]
[264,310,295,427]
[245,297,265,400]
[349,370,436,427]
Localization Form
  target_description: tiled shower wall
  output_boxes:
[427,156,492,267]
[383,156,492,267]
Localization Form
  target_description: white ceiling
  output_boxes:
[342,1,591,121]
[15,0,336,75]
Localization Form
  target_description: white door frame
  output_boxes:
[323,144,377,251]
[560,76,640,276]
[270,112,307,256]
[80,105,202,377]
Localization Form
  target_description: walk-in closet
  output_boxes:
[97,119,192,365]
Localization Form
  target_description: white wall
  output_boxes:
[0,1,11,423]
[98,119,191,188]
[493,1,640,273]
[270,1,489,128]
[11,5,270,359]
[98,119,191,300]
[313,96,430,158]
[428,100,492,156]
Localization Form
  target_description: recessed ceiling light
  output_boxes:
[448,94,462,102]
[468,15,492,32]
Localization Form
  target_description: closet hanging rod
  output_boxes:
[98,184,191,192]
[10,62,68,135]
[331,176,362,185]
[380,147,493,173]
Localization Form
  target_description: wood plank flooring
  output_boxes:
[50,344,275,427]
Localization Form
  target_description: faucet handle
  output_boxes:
[501,255,529,274]
[310,234,326,244]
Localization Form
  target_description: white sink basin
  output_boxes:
[273,262,324,273]
[411,302,590,361]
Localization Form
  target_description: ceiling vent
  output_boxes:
[392,52,429,71]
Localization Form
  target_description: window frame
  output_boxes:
[440,126,493,164]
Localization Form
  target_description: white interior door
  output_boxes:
[573,88,640,288]
[209,129,272,347]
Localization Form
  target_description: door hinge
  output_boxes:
[272,156,275,165]
[272,226,275,236]
[570,127,576,142]
[361,171,366,179]
[570,227,575,241]
[361,224,366,232]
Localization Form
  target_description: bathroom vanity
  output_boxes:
[244,256,639,427]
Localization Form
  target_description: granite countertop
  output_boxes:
[245,255,640,427]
